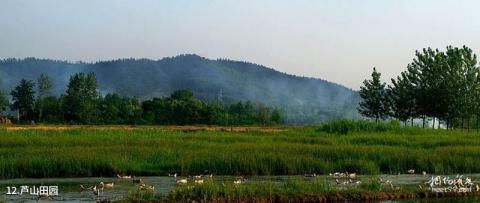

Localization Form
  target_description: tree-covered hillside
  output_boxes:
[0,55,359,123]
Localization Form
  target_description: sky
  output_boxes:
[1,0,480,89]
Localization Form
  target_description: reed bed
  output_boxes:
[0,124,480,178]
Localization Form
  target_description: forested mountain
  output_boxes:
[0,55,359,123]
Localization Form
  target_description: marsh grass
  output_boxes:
[318,119,406,135]
[167,177,416,201]
[0,125,480,178]
[168,178,331,200]
[126,189,162,201]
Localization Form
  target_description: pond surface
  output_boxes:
[1,174,480,202]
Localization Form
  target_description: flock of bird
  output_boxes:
[80,174,155,197]
[319,169,428,187]
[168,173,247,185]
[78,169,430,197]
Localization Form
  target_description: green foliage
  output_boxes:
[63,72,100,124]
[142,90,282,126]
[359,177,382,191]
[358,67,389,122]
[387,72,416,123]
[36,73,53,121]
[100,93,142,124]
[377,46,480,129]
[0,89,8,114]
[127,189,160,201]
[39,96,63,123]
[10,79,36,121]
[0,76,9,114]
[318,119,400,135]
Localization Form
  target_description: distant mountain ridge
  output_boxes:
[0,54,359,123]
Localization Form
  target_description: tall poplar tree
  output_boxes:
[358,67,389,122]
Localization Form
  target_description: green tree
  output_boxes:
[270,108,282,124]
[63,72,100,124]
[36,73,53,121]
[100,93,142,124]
[40,96,63,123]
[11,79,36,121]
[0,76,9,115]
[358,67,389,122]
[0,90,8,115]
[387,72,416,126]
[444,46,480,129]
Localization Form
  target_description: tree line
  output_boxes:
[359,46,480,129]
[0,72,282,125]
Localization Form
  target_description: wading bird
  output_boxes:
[176,178,188,185]
[104,182,114,189]
[234,177,246,185]
[116,174,131,179]
[98,182,104,191]
[139,184,155,192]
[92,186,100,196]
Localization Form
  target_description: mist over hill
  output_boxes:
[0,54,359,123]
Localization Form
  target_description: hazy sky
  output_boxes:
[1,0,480,89]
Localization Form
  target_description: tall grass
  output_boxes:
[167,177,410,201]
[168,178,332,201]
[1,124,480,178]
[318,119,403,135]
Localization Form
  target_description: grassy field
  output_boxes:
[1,122,480,178]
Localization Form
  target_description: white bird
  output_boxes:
[349,173,356,179]
[407,169,415,174]
[98,182,104,191]
[139,185,155,192]
[384,180,394,189]
[355,181,362,184]
[194,179,204,184]
[117,174,131,179]
[233,177,246,185]
[92,186,100,196]
[422,171,427,175]
[104,182,114,189]
[176,178,188,185]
